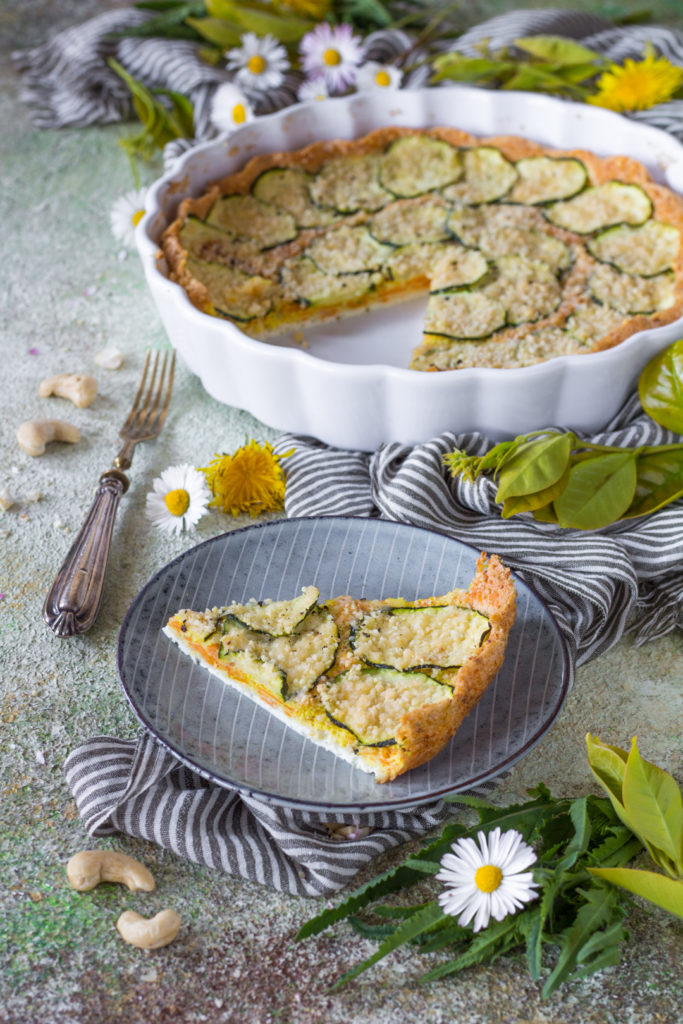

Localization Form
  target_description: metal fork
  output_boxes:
[43,350,176,639]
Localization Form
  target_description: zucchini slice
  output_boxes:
[280,255,376,307]
[545,182,653,234]
[179,215,238,257]
[251,167,336,228]
[566,301,627,345]
[217,647,287,701]
[319,665,452,747]
[423,290,506,340]
[206,194,297,249]
[446,208,571,270]
[384,241,452,283]
[350,604,490,671]
[508,156,587,205]
[442,146,518,205]
[219,607,339,701]
[512,326,589,366]
[185,255,275,321]
[218,587,319,637]
[307,224,393,275]
[429,247,490,292]
[588,264,675,314]
[380,135,462,198]
[309,153,392,213]
[586,220,681,277]
[368,199,450,246]
[482,255,562,326]
[177,609,221,644]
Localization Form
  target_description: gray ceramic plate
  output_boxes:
[118,517,571,812]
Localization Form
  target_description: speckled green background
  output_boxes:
[1,3,682,1023]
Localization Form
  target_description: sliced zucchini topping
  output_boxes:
[177,609,221,644]
[545,182,653,234]
[482,255,562,326]
[380,135,462,198]
[351,604,490,671]
[216,648,287,701]
[219,606,339,701]
[186,255,276,321]
[180,216,241,260]
[429,247,490,292]
[410,336,518,372]
[508,156,587,205]
[280,255,376,307]
[586,220,680,277]
[513,326,589,366]
[442,146,518,205]
[252,167,336,228]
[206,194,298,249]
[319,665,452,747]
[384,241,452,283]
[218,586,319,636]
[588,264,675,314]
[447,204,545,248]
[307,224,393,275]
[566,301,627,344]
[424,290,506,340]
[309,154,392,213]
[368,199,450,246]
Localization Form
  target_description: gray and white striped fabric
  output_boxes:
[275,393,683,666]
[13,8,683,147]
[64,735,503,896]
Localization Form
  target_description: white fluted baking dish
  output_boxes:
[137,86,683,451]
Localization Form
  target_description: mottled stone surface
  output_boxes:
[1,4,682,1023]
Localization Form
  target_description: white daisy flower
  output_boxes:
[209,83,255,135]
[356,61,403,92]
[297,78,330,103]
[145,464,211,536]
[226,32,290,92]
[300,23,364,94]
[110,188,147,249]
[436,827,538,932]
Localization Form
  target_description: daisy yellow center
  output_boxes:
[132,209,145,227]
[375,70,391,87]
[323,48,342,67]
[165,488,190,517]
[474,864,502,893]
[247,54,267,75]
[232,103,247,124]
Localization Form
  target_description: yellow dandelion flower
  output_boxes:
[200,440,293,517]
[587,49,683,113]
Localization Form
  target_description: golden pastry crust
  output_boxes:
[163,552,516,783]
[161,126,683,367]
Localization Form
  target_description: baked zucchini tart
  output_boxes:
[161,126,683,372]
[163,553,516,783]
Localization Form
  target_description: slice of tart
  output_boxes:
[163,553,516,783]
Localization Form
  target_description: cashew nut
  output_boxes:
[17,419,81,457]
[39,373,97,408]
[66,850,155,893]
[116,909,181,949]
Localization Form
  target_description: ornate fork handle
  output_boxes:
[43,469,130,638]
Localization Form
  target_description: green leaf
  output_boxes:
[621,737,683,873]
[541,884,622,998]
[513,36,604,66]
[186,16,245,46]
[420,915,522,983]
[330,902,445,989]
[588,867,683,918]
[336,0,394,29]
[623,445,683,518]
[586,734,628,807]
[502,64,587,96]
[415,919,471,953]
[402,858,441,874]
[555,797,592,872]
[495,432,572,501]
[347,917,397,940]
[207,0,315,42]
[108,59,194,150]
[501,467,570,518]
[553,451,638,529]
[638,338,683,434]
[532,502,559,523]
[431,53,517,85]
